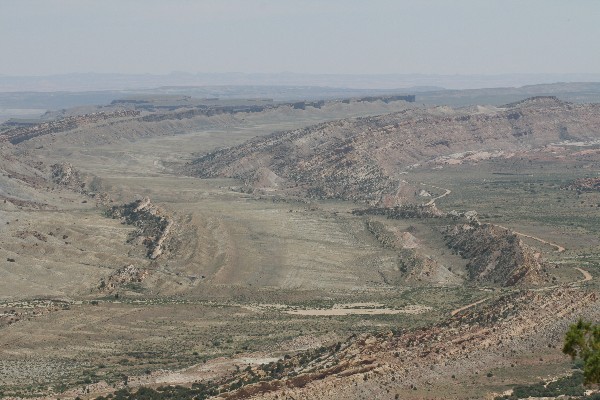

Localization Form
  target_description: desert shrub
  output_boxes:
[495,371,585,399]
[563,319,600,385]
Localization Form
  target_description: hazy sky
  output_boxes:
[1,0,599,76]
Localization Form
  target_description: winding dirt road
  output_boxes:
[416,180,566,253]
[451,266,593,314]
[420,183,452,206]
[574,267,592,282]
[501,227,567,253]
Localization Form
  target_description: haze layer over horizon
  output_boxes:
[1,0,600,78]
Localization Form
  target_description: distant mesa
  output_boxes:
[502,95,565,108]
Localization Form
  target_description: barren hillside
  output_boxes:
[186,97,600,202]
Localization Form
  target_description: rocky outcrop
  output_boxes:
[0,299,71,328]
[353,204,445,219]
[564,177,600,192]
[98,264,149,292]
[442,223,546,286]
[236,289,596,400]
[108,198,174,260]
[50,162,85,190]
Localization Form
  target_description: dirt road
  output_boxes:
[420,183,452,206]
[450,297,490,316]
[574,267,592,282]
[415,181,566,254]
[495,224,566,253]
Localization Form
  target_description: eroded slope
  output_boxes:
[186,97,600,202]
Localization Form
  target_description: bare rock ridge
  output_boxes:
[443,223,546,286]
[0,110,140,144]
[361,210,542,286]
[186,97,600,202]
[366,220,460,285]
[248,289,595,399]
[108,198,174,260]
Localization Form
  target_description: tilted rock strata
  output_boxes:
[108,198,174,260]
[0,110,140,144]
[207,288,598,400]
[187,97,600,202]
[442,223,546,286]
[366,220,461,285]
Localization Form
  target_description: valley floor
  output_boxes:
[0,98,599,399]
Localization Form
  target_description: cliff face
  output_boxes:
[442,223,546,286]
[186,98,600,202]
